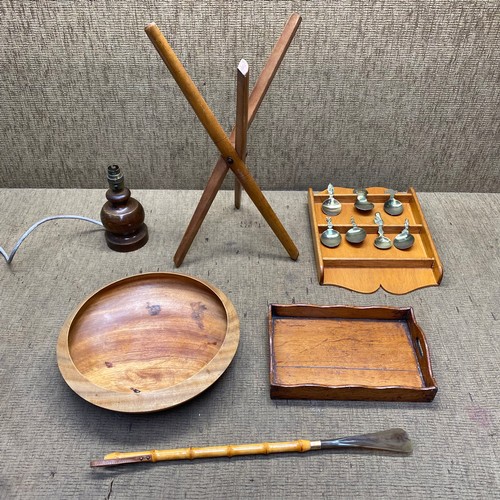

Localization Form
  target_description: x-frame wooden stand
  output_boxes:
[145,14,301,266]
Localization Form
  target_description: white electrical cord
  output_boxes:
[0,215,103,264]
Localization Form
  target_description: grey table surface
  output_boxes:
[0,189,498,499]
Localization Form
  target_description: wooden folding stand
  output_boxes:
[145,14,301,266]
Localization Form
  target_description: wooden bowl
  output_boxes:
[57,272,239,413]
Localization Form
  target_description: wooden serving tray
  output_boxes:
[57,272,239,413]
[308,186,443,294]
[269,304,437,402]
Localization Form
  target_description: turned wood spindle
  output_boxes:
[100,165,148,252]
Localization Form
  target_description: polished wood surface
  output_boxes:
[308,186,443,293]
[100,187,148,252]
[234,59,249,209]
[57,273,239,413]
[166,13,302,267]
[269,304,437,402]
[145,23,299,263]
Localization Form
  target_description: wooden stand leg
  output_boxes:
[234,174,242,209]
[173,159,229,267]
[234,60,249,209]
[226,155,299,260]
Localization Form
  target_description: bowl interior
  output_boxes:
[68,275,228,394]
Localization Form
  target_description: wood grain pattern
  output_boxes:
[100,186,149,253]
[172,13,301,267]
[146,22,299,262]
[57,273,239,413]
[269,304,437,402]
[308,186,443,293]
[234,59,249,209]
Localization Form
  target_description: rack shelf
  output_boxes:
[308,186,443,294]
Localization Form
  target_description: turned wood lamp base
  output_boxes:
[100,165,149,253]
[104,225,148,252]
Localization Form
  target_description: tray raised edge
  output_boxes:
[269,304,438,402]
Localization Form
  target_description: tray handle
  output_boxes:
[407,313,437,389]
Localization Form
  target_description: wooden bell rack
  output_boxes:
[145,14,301,266]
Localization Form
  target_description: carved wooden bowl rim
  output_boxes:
[57,272,240,413]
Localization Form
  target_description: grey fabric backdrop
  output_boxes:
[1,1,499,191]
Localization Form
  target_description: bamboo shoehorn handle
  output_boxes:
[145,23,299,260]
[90,429,411,467]
[105,440,312,462]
